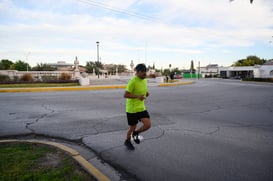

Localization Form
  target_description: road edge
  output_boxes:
[0,81,194,92]
[0,85,126,93]
[159,81,194,87]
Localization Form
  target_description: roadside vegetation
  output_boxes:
[0,142,95,181]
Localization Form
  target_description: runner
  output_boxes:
[124,64,151,150]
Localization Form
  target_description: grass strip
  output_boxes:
[0,142,95,181]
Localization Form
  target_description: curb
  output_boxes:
[0,82,194,93]
[0,85,126,93]
[0,139,110,181]
[159,81,194,87]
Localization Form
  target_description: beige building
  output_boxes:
[47,61,73,71]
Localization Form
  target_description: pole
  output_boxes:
[96,41,100,79]
[145,42,147,65]
[26,52,31,72]
[198,61,200,80]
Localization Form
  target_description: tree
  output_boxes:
[173,68,182,75]
[162,69,170,76]
[232,56,266,66]
[190,60,195,73]
[162,67,181,76]
[114,64,126,73]
[86,61,96,73]
[0,59,13,70]
[32,63,57,71]
[10,60,30,71]
[86,61,103,74]
[95,61,103,70]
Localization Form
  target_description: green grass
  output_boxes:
[0,142,95,181]
[0,83,80,88]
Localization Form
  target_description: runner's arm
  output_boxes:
[124,91,146,101]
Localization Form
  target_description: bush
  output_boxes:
[42,75,58,82]
[0,74,10,82]
[60,73,71,80]
[13,76,19,81]
[242,78,273,83]
[20,74,33,82]
[41,75,58,82]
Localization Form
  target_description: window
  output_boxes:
[270,70,273,76]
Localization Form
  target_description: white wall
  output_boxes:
[254,65,273,78]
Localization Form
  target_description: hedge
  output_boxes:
[242,78,273,83]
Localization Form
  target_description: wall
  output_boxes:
[0,70,74,80]
[254,65,273,78]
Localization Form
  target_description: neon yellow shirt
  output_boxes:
[126,76,148,113]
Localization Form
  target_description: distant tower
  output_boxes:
[130,60,134,76]
[73,56,80,79]
[130,60,134,71]
[74,56,79,71]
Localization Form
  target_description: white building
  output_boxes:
[254,65,273,78]
[199,64,219,78]
[219,66,255,79]
[197,62,273,79]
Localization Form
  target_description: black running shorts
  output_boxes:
[126,110,150,126]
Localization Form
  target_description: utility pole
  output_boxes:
[26,52,31,72]
[96,41,100,79]
[198,61,200,80]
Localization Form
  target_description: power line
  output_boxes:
[76,0,157,21]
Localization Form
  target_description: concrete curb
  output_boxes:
[0,82,194,93]
[0,85,126,93]
[159,81,194,87]
[0,139,110,181]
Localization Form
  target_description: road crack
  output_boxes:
[25,104,55,133]
[165,126,221,136]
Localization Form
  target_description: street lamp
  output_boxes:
[96,41,100,79]
[26,52,31,72]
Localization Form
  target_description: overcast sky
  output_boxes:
[0,0,273,69]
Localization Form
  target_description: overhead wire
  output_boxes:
[76,0,158,21]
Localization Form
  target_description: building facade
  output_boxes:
[197,63,273,79]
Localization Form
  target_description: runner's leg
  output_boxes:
[127,124,137,140]
[135,118,151,133]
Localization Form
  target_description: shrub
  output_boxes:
[0,74,10,82]
[60,73,71,80]
[20,74,33,82]
[242,78,273,83]
[41,75,58,82]
[13,76,19,81]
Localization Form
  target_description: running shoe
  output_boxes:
[132,131,140,144]
[124,139,135,150]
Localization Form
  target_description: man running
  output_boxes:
[124,63,151,150]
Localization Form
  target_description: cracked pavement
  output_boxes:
[0,79,273,181]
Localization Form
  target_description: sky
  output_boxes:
[0,0,273,69]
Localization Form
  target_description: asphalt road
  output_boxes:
[1,79,273,181]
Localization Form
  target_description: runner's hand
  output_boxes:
[137,95,146,101]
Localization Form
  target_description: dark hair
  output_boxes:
[135,64,147,72]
